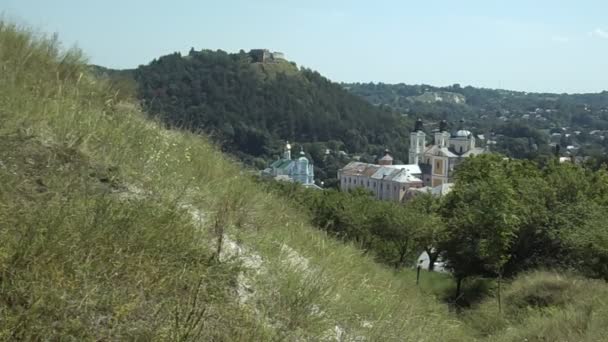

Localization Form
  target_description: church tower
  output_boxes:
[434,120,450,148]
[409,118,426,164]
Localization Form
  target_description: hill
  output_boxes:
[345,82,608,162]
[103,49,415,184]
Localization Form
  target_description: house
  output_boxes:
[405,183,455,199]
[249,49,286,63]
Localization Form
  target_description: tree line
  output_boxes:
[261,153,608,299]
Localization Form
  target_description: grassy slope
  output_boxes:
[3,21,608,342]
[0,21,469,341]
[465,271,608,342]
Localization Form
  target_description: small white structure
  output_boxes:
[416,251,447,273]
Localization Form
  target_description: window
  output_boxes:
[459,146,463,153]
[373,182,376,188]
[367,180,370,187]
[349,178,351,184]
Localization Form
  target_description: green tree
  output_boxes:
[440,155,521,305]
[407,194,446,271]
[371,203,416,268]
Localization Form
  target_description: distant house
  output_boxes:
[566,145,578,151]
[405,183,454,200]
[249,49,286,63]
[560,156,589,165]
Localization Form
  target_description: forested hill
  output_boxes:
[346,82,608,162]
[344,82,608,122]
[115,50,413,176]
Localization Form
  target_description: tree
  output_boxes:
[561,201,608,279]
[440,155,521,306]
[371,203,416,268]
[408,194,446,271]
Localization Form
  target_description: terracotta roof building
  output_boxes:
[338,151,423,202]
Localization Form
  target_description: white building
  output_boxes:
[338,151,424,202]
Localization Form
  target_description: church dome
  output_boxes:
[454,129,472,137]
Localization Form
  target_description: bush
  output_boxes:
[464,271,608,341]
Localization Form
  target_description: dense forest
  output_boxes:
[107,50,415,183]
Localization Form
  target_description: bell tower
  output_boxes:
[434,120,450,148]
[409,118,426,164]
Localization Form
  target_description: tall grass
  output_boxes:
[461,271,608,341]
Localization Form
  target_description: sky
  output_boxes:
[2,0,607,93]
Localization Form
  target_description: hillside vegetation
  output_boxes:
[3,21,608,342]
[101,49,415,184]
[0,21,468,341]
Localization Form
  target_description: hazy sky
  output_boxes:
[3,0,607,93]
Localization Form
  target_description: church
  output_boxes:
[336,118,486,202]
[410,118,487,187]
[262,142,319,189]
